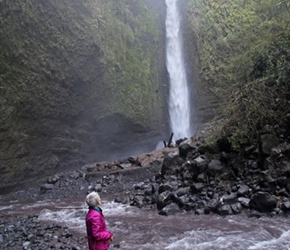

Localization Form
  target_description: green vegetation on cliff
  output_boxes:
[0,0,163,124]
[0,0,165,191]
[94,0,163,123]
[186,0,290,148]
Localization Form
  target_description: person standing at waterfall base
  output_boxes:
[85,191,113,250]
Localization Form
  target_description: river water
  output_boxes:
[2,197,290,250]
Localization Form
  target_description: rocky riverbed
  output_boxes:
[0,147,177,250]
[1,126,290,249]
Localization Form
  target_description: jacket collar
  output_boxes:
[89,206,102,213]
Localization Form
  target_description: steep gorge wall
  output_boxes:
[0,0,166,192]
[182,0,220,125]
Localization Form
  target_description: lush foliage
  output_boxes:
[0,0,163,126]
[95,0,162,123]
[187,0,290,148]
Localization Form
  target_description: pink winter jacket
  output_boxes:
[86,207,113,250]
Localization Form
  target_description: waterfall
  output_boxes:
[165,0,191,140]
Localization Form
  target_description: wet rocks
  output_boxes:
[1,128,290,249]
[158,203,180,216]
[0,215,87,250]
[1,126,290,250]
[249,192,278,212]
[34,132,290,218]
[125,133,290,217]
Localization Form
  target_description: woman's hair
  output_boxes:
[86,191,101,207]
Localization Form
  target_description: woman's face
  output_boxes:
[96,199,102,206]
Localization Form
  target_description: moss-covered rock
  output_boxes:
[0,0,166,192]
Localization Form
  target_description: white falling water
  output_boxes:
[165,0,191,140]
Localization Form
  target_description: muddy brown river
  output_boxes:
[1,196,290,250]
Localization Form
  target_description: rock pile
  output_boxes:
[125,133,290,217]
[35,128,290,218]
[0,215,87,250]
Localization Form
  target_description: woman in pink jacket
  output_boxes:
[85,191,113,250]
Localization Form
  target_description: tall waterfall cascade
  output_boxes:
[165,0,191,140]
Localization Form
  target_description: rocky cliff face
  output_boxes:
[181,0,220,126]
[0,0,167,192]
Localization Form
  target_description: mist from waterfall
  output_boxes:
[165,0,191,141]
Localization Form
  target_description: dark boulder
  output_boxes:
[217,204,233,216]
[156,190,172,210]
[158,203,180,216]
[249,192,277,212]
